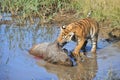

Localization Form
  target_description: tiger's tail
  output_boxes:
[87,10,93,17]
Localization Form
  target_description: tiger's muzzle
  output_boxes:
[57,42,67,48]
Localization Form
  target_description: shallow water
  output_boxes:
[0,18,120,80]
[0,23,59,80]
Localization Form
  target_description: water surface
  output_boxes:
[0,18,120,80]
[0,23,59,80]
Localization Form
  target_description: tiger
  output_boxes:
[57,18,99,60]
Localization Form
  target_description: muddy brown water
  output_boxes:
[0,17,120,80]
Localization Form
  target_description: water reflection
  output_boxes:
[37,55,98,80]
[0,23,59,80]
[0,24,59,51]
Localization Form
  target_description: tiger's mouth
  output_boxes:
[57,42,67,48]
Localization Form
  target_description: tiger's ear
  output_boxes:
[62,25,66,29]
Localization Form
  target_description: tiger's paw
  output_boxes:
[70,52,80,62]
[71,52,79,57]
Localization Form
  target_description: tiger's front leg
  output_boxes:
[72,39,85,61]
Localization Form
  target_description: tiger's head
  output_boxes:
[57,25,74,47]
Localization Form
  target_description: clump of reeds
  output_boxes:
[0,0,69,23]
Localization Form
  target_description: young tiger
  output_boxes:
[57,18,99,59]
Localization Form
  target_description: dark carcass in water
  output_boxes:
[29,41,72,66]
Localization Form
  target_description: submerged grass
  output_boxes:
[104,67,120,80]
[0,0,120,27]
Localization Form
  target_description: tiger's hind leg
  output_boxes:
[81,40,88,56]
[91,34,98,54]
[79,40,88,62]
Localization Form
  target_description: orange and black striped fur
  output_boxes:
[57,18,99,59]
